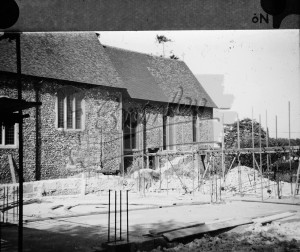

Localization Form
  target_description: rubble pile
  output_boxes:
[148,222,300,252]
[223,166,294,197]
[127,159,294,197]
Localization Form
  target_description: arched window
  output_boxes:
[57,87,84,130]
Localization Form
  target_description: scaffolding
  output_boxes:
[122,103,300,203]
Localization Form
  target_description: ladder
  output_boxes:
[293,161,300,196]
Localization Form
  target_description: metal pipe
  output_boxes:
[115,190,117,243]
[126,190,129,242]
[108,190,111,242]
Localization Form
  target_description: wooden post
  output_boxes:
[266,110,270,189]
[221,114,225,182]
[214,156,218,202]
[146,154,149,169]
[8,154,17,183]
[275,115,277,140]
[238,153,242,195]
[288,101,292,194]
[237,114,240,150]
[197,154,200,191]
[81,172,86,196]
[252,108,256,193]
[159,156,161,193]
[224,155,236,183]
[237,114,242,195]
[259,115,263,201]
[276,115,280,199]
[210,154,214,203]
[16,34,24,252]
[137,170,140,192]
[119,93,124,179]
[166,167,168,195]
[192,152,195,197]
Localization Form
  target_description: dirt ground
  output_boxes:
[1,191,300,252]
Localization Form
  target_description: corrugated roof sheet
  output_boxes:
[0,32,124,88]
[105,46,217,108]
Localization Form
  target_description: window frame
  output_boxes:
[123,110,139,151]
[163,114,176,151]
[0,123,19,149]
[56,89,85,131]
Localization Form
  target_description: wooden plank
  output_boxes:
[253,211,296,224]
[200,146,300,154]
[8,154,17,183]
[149,222,205,235]
[163,218,253,242]
[275,218,300,224]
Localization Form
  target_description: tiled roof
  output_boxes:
[104,46,168,102]
[0,32,124,88]
[0,32,216,108]
[105,46,217,108]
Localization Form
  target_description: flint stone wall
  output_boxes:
[122,100,213,171]
[0,74,122,183]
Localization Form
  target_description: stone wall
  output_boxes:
[0,73,122,183]
[0,175,124,198]
[122,100,214,171]
[1,73,214,183]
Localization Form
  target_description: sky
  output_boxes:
[98,30,300,140]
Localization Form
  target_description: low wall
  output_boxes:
[0,175,125,198]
